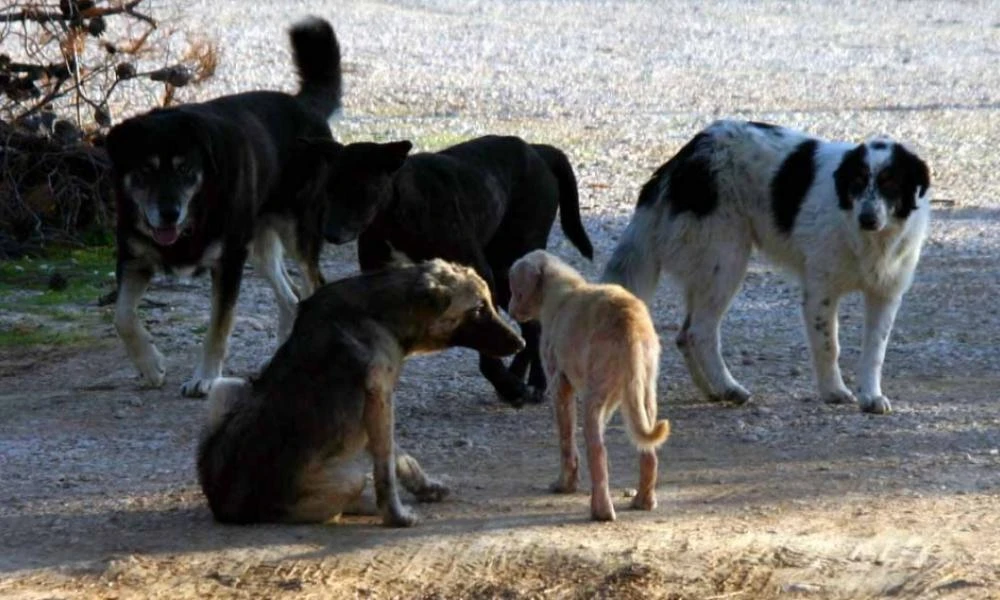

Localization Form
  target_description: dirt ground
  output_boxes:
[3,1,1000,599]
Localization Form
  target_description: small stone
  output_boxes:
[622,488,637,498]
[48,272,68,291]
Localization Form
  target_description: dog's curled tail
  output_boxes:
[532,144,594,260]
[290,16,343,119]
[621,339,670,450]
[600,204,662,303]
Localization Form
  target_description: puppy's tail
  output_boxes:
[600,203,662,303]
[290,16,343,119]
[532,144,594,260]
[622,341,670,451]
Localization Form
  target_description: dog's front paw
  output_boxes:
[384,504,418,527]
[135,346,166,388]
[524,385,546,405]
[821,389,857,405]
[710,386,751,406]
[859,394,892,415]
[413,480,450,503]
[180,377,216,398]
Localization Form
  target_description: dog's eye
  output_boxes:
[877,173,898,195]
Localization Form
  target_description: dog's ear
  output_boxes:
[511,258,543,297]
[414,277,453,315]
[833,144,869,211]
[892,144,930,200]
[105,118,144,169]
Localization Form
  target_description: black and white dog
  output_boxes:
[603,120,931,414]
[106,17,342,397]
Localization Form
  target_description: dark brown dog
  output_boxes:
[197,258,525,526]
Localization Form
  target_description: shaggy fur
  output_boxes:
[603,120,931,414]
[300,135,594,407]
[106,17,342,397]
[197,258,525,526]
[509,250,670,521]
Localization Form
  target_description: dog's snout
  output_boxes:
[159,205,180,225]
[858,212,878,230]
[323,224,358,245]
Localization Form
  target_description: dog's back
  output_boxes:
[196,297,376,524]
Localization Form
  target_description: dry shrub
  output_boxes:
[0,0,218,257]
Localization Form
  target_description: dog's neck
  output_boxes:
[539,272,584,322]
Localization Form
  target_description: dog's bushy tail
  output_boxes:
[622,340,670,451]
[290,16,343,119]
[600,204,662,303]
[532,144,594,260]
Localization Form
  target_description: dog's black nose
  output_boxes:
[160,206,180,224]
[858,213,878,230]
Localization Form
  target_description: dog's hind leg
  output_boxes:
[548,373,579,494]
[182,251,246,398]
[676,235,752,405]
[675,313,714,399]
[855,292,901,415]
[114,265,166,387]
[286,449,369,523]
[583,391,615,521]
[252,228,300,344]
[396,453,449,503]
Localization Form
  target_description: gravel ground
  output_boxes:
[2,1,1000,598]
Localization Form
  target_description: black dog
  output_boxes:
[106,17,341,397]
[304,135,594,406]
[198,258,525,525]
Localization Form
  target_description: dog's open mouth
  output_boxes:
[151,225,181,246]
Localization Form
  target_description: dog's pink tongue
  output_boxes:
[152,226,180,246]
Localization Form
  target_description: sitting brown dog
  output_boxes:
[508,250,670,521]
[197,258,525,526]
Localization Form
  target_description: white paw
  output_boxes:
[710,386,752,405]
[135,346,166,388]
[413,480,449,503]
[180,377,217,398]
[384,503,418,527]
[859,394,892,415]
[821,389,857,405]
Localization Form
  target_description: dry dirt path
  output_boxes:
[3,1,1000,598]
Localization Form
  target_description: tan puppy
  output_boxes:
[509,250,670,521]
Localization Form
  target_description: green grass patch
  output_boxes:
[0,245,115,310]
[0,325,92,348]
[0,245,116,348]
